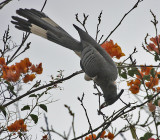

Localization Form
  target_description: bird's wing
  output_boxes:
[11,8,123,106]
[74,24,118,80]
[80,46,122,106]
[73,25,118,82]
[80,47,99,78]
[80,46,113,80]
[11,8,82,52]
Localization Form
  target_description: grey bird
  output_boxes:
[11,8,124,106]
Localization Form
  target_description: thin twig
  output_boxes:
[78,93,93,132]
[44,114,52,140]
[75,13,89,33]
[2,70,83,108]
[6,33,30,65]
[120,47,138,66]
[72,92,160,140]
[41,0,47,12]
[42,126,67,139]
[117,64,160,68]
[64,104,76,138]
[95,11,103,42]
[150,10,159,50]
[0,0,12,9]
[101,0,143,44]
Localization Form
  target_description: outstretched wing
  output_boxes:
[11,8,82,52]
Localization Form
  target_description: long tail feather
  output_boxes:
[11,8,82,51]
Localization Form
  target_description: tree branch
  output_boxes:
[72,91,160,140]
[101,0,143,44]
[1,70,83,108]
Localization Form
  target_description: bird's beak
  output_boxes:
[100,89,124,109]
[117,89,124,98]
[111,89,124,104]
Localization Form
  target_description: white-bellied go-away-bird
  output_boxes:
[11,9,124,107]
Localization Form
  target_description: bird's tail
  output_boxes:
[11,8,82,51]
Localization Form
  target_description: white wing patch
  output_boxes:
[42,17,59,27]
[30,24,47,38]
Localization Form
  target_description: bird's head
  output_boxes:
[100,82,124,108]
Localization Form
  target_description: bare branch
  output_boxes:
[72,92,160,140]
[75,13,89,33]
[1,70,83,108]
[95,11,103,42]
[101,0,143,44]
[41,0,48,12]
[0,0,12,9]
[78,93,93,132]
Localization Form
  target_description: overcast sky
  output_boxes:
[0,0,160,139]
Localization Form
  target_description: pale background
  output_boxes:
[0,0,160,139]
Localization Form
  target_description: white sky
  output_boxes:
[0,0,160,139]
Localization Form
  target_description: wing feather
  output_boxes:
[12,8,82,51]
[81,47,103,78]
[80,45,118,82]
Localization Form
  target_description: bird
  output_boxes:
[11,8,124,106]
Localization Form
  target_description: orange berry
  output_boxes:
[23,74,35,83]
[0,57,6,65]
[101,40,125,59]
[7,119,27,132]
[30,63,43,74]
[127,80,134,86]
[100,131,106,138]
[107,132,114,140]
[85,137,89,140]
[85,134,96,140]
[129,85,139,94]
[157,87,160,93]
[147,102,156,112]
[134,78,141,85]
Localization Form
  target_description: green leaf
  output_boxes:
[142,132,153,140]
[5,81,16,96]
[156,122,160,126]
[144,95,153,100]
[150,68,155,78]
[118,67,121,75]
[21,105,30,111]
[0,106,6,117]
[37,94,42,97]
[30,114,38,124]
[47,86,54,90]
[4,81,11,85]
[154,53,160,62]
[33,80,41,88]
[128,68,138,77]
[39,104,47,112]
[154,97,160,106]
[128,70,135,77]
[130,125,137,139]
[158,74,160,79]
[121,72,127,79]
[143,75,150,81]
[29,94,37,98]
[140,137,145,140]
[133,68,139,75]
